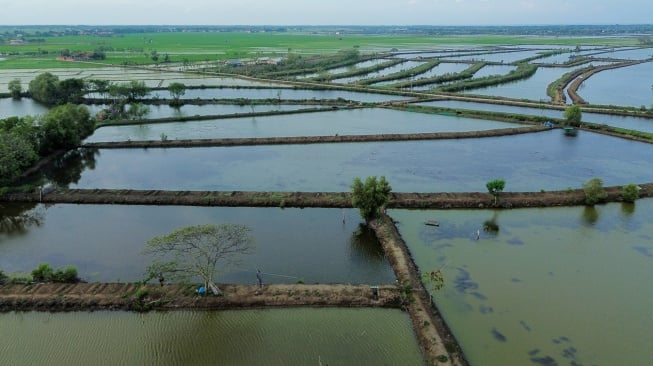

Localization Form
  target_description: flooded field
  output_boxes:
[149,88,410,103]
[0,204,394,284]
[417,100,653,133]
[42,131,653,192]
[462,66,578,101]
[391,199,653,365]
[0,309,423,366]
[85,108,521,142]
[578,62,653,107]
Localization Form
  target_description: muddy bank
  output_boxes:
[4,184,651,209]
[371,215,466,366]
[0,283,399,312]
[83,126,546,149]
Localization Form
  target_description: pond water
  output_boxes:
[416,100,653,133]
[297,59,387,79]
[472,65,517,79]
[577,62,653,108]
[40,130,653,193]
[390,199,653,366]
[149,88,409,103]
[0,204,394,284]
[593,47,653,61]
[0,308,423,366]
[372,62,470,86]
[332,61,426,84]
[0,97,48,118]
[463,66,582,101]
[86,103,310,120]
[446,50,543,64]
[85,108,521,142]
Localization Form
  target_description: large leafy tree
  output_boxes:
[168,82,186,106]
[8,78,22,99]
[142,224,255,294]
[39,103,93,154]
[28,72,60,106]
[28,72,87,106]
[0,132,38,185]
[351,176,392,221]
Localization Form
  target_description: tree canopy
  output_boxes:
[142,224,255,293]
[8,79,22,99]
[0,132,38,185]
[564,105,582,127]
[39,103,94,155]
[486,179,506,205]
[351,176,392,221]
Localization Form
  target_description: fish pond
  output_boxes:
[578,62,653,108]
[390,199,653,366]
[0,308,423,366]
[149,88,410,103]
[85,108,521,142]
[417,100,653,133]
[462,66,582,102]
[44,131,653,193]
[0,97,48,118]
[0,204,394,284]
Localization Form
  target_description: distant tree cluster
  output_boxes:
[28,72,86,106]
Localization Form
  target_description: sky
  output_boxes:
[0,0,650,26]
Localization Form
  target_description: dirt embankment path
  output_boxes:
[5,183,652,209]
[0,283,400,312]
[84,126,546,149]
[371,214,466,366]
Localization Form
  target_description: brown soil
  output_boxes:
[84,126,545,149]
[0,283,400,312]
[5,183,652,209]
[371,215,466,366]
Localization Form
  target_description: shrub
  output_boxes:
[31,262,54,282]
[0,269,6,284]
[31,263,79,283]
[583,178,607,205]
[52,266,79,283]
[622,184,639,203]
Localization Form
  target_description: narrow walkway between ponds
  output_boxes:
[0,283,399,311]
[83,126,547,149]
[5,184,652,209]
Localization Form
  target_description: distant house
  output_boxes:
[256,57,283,65]
[9,39,25,45]
[225,59,244,67]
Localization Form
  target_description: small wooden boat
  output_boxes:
[425,220,440,227]
[563,127,578,136]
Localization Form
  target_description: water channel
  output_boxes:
[391,199,653,365]
[0,308,423,366]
